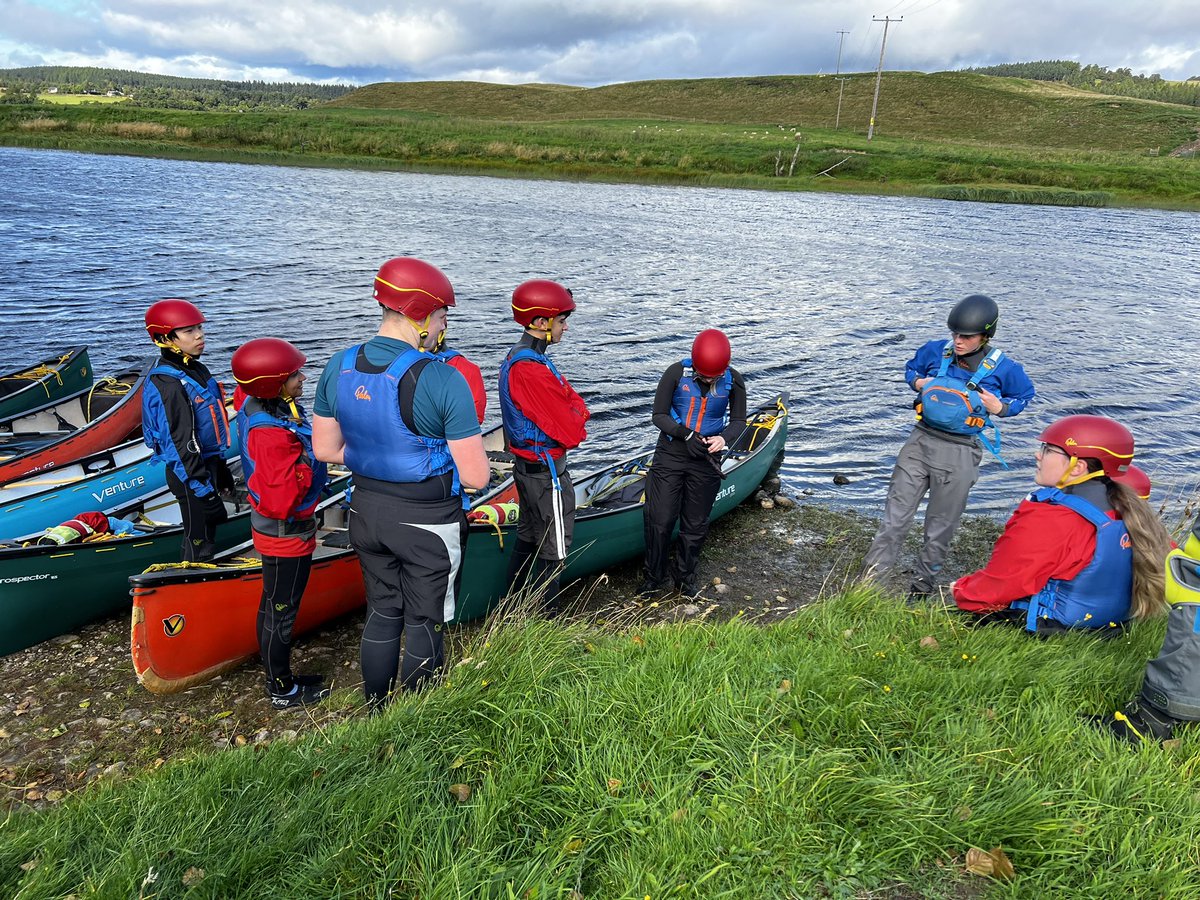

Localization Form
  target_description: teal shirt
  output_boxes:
[314,336,480,441]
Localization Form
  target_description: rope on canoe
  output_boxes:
[0,352,73,398]
[86,375,132,421]
[140,557,262,574]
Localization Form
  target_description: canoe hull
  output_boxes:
[0,347,92,421]
[0,516,250,657]
[0,360,152,485]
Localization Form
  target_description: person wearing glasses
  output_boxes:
[950,414,1172,635]
[861,294,1036,601]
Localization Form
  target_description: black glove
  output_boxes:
[685,431,711,459]
[211,458,236,498]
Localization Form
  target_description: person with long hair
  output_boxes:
[950,414,1172,634]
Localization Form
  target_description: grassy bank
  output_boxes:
[2,71,1199,209]
[1,587,1193,898]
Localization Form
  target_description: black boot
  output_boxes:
[1089,700,1179,744]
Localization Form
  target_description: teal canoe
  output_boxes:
[0,346,92,421]
[128,397,788,693]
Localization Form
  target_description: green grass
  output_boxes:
[2,590,1195,898]
[2,72,1199,209]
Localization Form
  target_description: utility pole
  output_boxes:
[834,30,850,129]
[867,16,901,141]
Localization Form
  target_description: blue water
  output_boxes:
[2,147,1198,517]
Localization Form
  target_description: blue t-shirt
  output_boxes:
[314,336,480,441]
[904,339,1036,417]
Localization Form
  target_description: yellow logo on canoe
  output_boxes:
[163,614,186,637]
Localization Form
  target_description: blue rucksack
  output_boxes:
[916,346,1007,465]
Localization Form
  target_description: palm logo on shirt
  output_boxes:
[354,385,372,401]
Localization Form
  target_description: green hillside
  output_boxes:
[329,72,1200,153]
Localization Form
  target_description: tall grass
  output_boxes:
[2,590,1195,898]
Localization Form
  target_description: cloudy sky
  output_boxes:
[1,0,1197,86]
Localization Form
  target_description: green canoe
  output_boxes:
[0,346,92,422]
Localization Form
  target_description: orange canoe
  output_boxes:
[131,548,366,695]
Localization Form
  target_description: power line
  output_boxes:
[867,16,902,141]
[834,30,850,130]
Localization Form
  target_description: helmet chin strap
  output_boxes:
[1056,460,1106,490]
[412,312,433,352]
[154,335,193,366]
[280,393,301,420]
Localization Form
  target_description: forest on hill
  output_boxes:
[962,60,1200,107]
[0,66,352,110]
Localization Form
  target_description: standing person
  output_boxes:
[312,257,489,710]
[232,338,330,709]
[861,294,1036,600]
[950,415,1172,633]
[641,329,747,599]
[141,299,234,562]
[498,279,590,613]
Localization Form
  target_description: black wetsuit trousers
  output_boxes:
[166,468,228,562]
[349,485,467,705]
[257,552,314,695]
[643,445,722,588]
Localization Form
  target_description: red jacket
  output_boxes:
[507,359,589,461]
[443,353,487,425]
[234,387,317,557]
[953,499,1110,613]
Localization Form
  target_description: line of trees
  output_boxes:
[962,60,1200,108]
[0,66,353,110]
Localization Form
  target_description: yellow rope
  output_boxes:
[85,375,132,421]
[140,556,261,574]
[0,352,73,398]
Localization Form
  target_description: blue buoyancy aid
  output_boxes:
[142,363,231,492]
[1010,487,1134,632]
[917,345,1006,462]
[239,398,328,535]
[499,345,565,462]
[669,359,732,437]
[334,344,454,484]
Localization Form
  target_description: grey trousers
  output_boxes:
[862,426,983,591]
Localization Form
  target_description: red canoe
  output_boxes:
[0,358,153,484]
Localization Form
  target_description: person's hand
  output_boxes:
[913,377,931,390]
[977,389,1003,415]
[705,435,726,453]
[685,432,710,459]
[212,459,237,498]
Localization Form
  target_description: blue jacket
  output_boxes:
[1012,487,1133,631]
[905,339,1036,418]
[334,344,454,484]
[670,359,732,437]
[142,362,230,496]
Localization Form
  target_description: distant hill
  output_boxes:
[961,60,1200,107]
[0,66,352,110]
[325,72,1200,152]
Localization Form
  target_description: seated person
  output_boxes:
[951,414,1172,634]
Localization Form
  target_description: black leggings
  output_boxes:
[257,553,313,694]
[166,468,228,562]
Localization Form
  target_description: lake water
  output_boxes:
[2,147,1198,518]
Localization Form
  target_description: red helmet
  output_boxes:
[1039,414,1134,478]
[1112,464,1151,500]
[232,338,307,399]
[691,329,731,378]
[145,299,205,339]
[511,280,575,327]
[373,257,455,321]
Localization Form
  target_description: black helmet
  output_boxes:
[947,294,999,339]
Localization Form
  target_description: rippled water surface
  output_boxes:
[3,147,1198,517]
